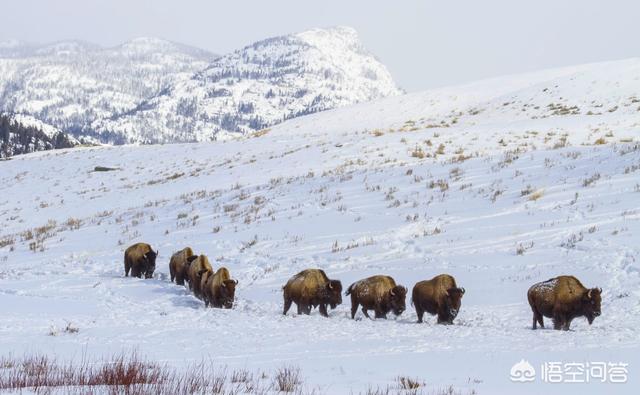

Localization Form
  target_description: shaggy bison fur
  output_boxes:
[346,275,407,319]
[412,274,465,324]
[186,255,213,299]
[282,269,342,317]
[124,243,157,279]
[202,267,238,308]
[169,247,197,285]
[528,275,602,330]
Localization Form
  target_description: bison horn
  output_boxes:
[597,287,602,293]
[461,287,466,294]
[390,288,395,296]
[444,289,449,296]
[234,279,239,285]
[587,289,593,298]
[328,282,333,290]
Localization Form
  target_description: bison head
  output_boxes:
[389,285,407,316]
[444,287,465,321]
[186,255,198,265]
[220,279,238,309]
[143,250,158,279]
[326,280,343,309]
[582,287,602,324]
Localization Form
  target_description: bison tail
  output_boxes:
[345,284,354,296]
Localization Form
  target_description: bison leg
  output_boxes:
[563,319,572,331]
[532,311,544,330]
[176,274,184,286]
[301,303,312,315]
[283,297,293,315]
[415,305,424,323]
[170,266,175,282]
[361,307,372,319]
[437,313,446,324]
[319,304,329,317]
[374,309,387,319]
[350,294,359,319]
[530,304,544,329]
[124,259,131,277]
[552,313,564,330]
[350,300,359,319]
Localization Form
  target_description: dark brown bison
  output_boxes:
[124,243,158,279]
[186,255,213,299]
[412,274,465,324]
[282,269,342,317]
[346,275,407,319]
[202,267,238,308]
[169,247,197,285]
[528,275,602,331]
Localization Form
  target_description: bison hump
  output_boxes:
[530,278,559,294]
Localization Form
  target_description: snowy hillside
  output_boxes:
[0,60,639,394]
[0,27,400,145]
[0,113,77,158]
[0,38,217,142]
[96,26,401,143]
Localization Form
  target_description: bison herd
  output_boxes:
[126,243,238,309]
[124,242,603,330]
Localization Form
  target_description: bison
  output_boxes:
[186,255,213,299]
[346,275,407,319]
[528,275,602,331]
[124,243,158,279]
[412,274,465,324]
[169,247,197,285]
[202,267,238,308]
[282,269,342,317]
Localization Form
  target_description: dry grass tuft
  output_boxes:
[527,189,544,201]
[593,137,606,145]
[411,145,426,159]
[273,366,301,392]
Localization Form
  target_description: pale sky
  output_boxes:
[1,0,638,92]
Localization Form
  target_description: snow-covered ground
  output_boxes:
[0,59,639,394]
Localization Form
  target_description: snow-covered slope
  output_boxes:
[0,38,217,142]
[0,113,78,158]
[9,113,68,140]
[0,60,639,394]
[94,26,402,143]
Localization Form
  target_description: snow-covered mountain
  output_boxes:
[0,27,401,145]
[0,37,217,142]
[95,26,402,143]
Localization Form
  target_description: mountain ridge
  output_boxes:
[94,26,402,143]
[0,26,401,145]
